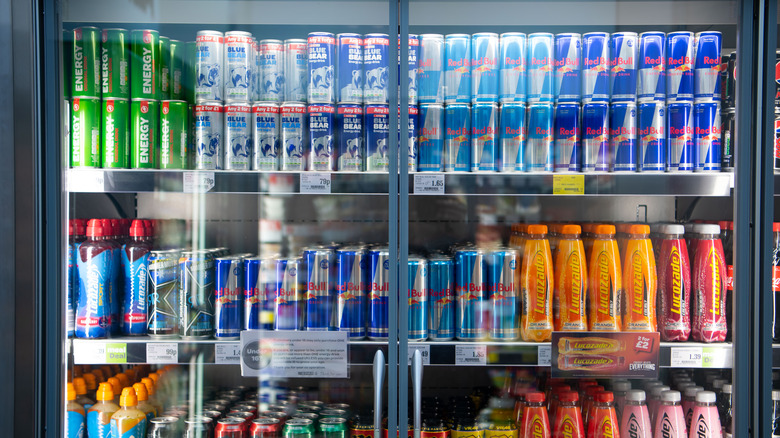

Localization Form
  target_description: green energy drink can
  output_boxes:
[182,41,198,104]
[63,29,73,98]
[71,27,101,97]
[130,29,160,100]
[283,418,315,438]
[71,97,101,167]
[130,98,159,168]
[169,40,184,100]
[101,98,129,168]
[100,28,129,98]
[160,36,171,100]
[160,100,189,169]
[319,418,347,438]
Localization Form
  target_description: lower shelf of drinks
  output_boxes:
[70,338,733,368]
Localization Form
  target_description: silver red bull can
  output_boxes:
[553,103,580,172]
[694,101,721,172]
[582,102,609,172]
[667,101,694,171]
[498,102,527,172]
[638,101,666,171]
[471,103,498,171]
[610,102,638,171]
[637,32,666,102]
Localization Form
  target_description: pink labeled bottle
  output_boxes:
[657,224,692,341]
[691,224,728,342]
[654,390,687,438]
[682,386,704,431]
[688,391,722,438]
[612,380,632,421]
[648,385,670,424]
[620,389,652,438]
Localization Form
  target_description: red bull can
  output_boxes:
[252,102,280,171]
[337,104,364,171]
[499,32,527,103]
[554,33,581,103]
[275,258,304,331]
[472,103,498,171]
[284,39,308,103]
[667,101,694,171]
[368,247,390,340]
[224,31,254,103]
[610,102,637,171]
[638,101,666,171]
[418,103,444,171]
[195,30,224,102]
[528,33,554,103]
[638,32,666,102]
[694,101,721,172]
[215,257,243,340]
[418,34,445,104]
[554,103,581,172]
[195,102,224,170]
[363,33,389,104]
[471,33,499,103]
[308,104,335,171]
[244,257,275,330]
[259,39,285,103]
[72,27,101,98]
[225,104,252,170]
[527,102,554,172]
[337,33,363,104]
[365,104,390,171]
[308,32,336,104]
[444,34,472,104]
[428,256,454,341]
[336,246,367,338]
[444,103,471,171]
[455,248,487,340]
[582,32,610,103]
[609,32,638,102]
[499,102,527,172]
[694,31,722,102]
[666,31,694,102]
[488,249,519,340]
[281,102,307,171]
[304,247,334,331]
[408,256,429,341]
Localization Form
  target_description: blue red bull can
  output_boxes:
[609,32,638,102]
[336,33,363,104]
[336,247,367,338]
[554,33,581,103]
[337,104,363,171]
[428,256,455,341]
[444,103,471,171]
[418,34,445,104]
[408,256,429,341]
[582,102,610,171]
[638,101,666,171]
[610,102,637,171]
[527,102,554,171]
[666,31,694,102]
[694,101,721,171]
[244,257,275,330]
[455,248,487,340]
[400,35,420,104]
[308,32,336,103]
[667,101,694,171]
[581,32,610,103]
[471,103,498,171]
[637,32,666,102]
[527,33,554,103]
[304,247,334,331]
[406,105,419,172]
[363,33,389,104]
[368,247,390,340]
[275,258,304,330]
[554,103,580,172]
[444,34,471,104]
[499,32,527,103]
[365,104,390,171]
[471,33,499,103]
[215,257,243,339]
[309,104,335,171]
[499,102,527,172]
[694,31,722,101]
[488,249,519,340]
[418,103,444,171]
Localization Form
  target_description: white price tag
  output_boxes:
[537,345,552,366]
[183,171,215,193]
[670,347,703,367]
[300,172,332,194]
[455,344,487,365]
[72,340,106,364]
[240,331,349,378]
[407,344,431,365]
[146,343,178,364]
[68,169,105,192]
[414,174,445,194]
[215,343,241,364]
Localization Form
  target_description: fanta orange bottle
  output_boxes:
[554,224,588,332]
[521,392,551,438]
[587,392,620,438]
[623,224,658,332]
[588,224,622,331]
[520,224,554,342]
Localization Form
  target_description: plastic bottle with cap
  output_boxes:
[520,392,551,438]
[99,218,121,335]
[619,389,651,438]
[67,221,77,338]
[115,372,130,389]
[121,219,152,336]
[553,224,588,332]
[141,377,164,416]
[654,390,686,438]
[72,377,95,411]
[552,391,584,438]
[75,219,113,338]
[720,384,733,438]
[691,224,728,343]
[720,221,734,343]
[82,372,98,401]
[612,380,632,420]
[683,386,704,431]
[520,224,554,342]
[587,224,622,331]
[648,385,670,424]
[110,387,148,438]
[587,392,620,438]
[132,382,157,421]
[688,391,722,438]
[87,382,119,438]
[107,376,122,405]
[622,223,658,332]
[66,382,86,438]
[582,385,605,428]
[657,223,692,341]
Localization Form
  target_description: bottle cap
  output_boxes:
[525,392,545,403]
[774,223,780,233]
[625,389,646,402]
[722,384,732,394]
[552,384,572,393]
[595,392,614,403]
[73,377,87,395]
[96,382,114,401]
[129,219,147,237]
[66,382,77,401]
[616,223,631,234]
[628,224,650,235]
[684,386,704,398]
[613,381,632,392]
[772,390,780,401]
[141,377,155,395]
[92,369,105,383]
[650,386,670,398]
[148,373,159,384]
[594,224,616,235]
[661,224,685,235]
[107,377,121,397]
[132,383,149,401]
[86,219,104,237]
[120,387,138,407]
[695,391,717,404]
[116,372,130,388]
[83,373,97,390]
[526,224,547,235]
[581,223,595,234]
[558,391,578,403]
[677,382,695,391]
[560,224,581,235]
[661,390,681,403]
[696,224,721,235]
[712,379,726,390]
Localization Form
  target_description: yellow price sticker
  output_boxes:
[553,175,585,195]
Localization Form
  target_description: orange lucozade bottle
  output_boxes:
[588,224,622,331]
[520,224,554,342]
[554,224,588,332]
[622,224,658,332]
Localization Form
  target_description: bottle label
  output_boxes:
[659,240,691,341]
[67,411,85,438]
[110,416,147,438]
[692,240,728,342]
[87,410,112,438]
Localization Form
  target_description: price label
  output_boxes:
[455,344,487,365]
[538,345,552,366]
[407,344,431,365]
[73,341,106,364]
[183,171,215,193]
[146,343,178,364]
[552,175,584,195]
[414,174,445,194]
[68,169,105,192]
[215,343,241,364]
[670,347,703,367]
[300,172,332,194]
[702,347,732,368]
